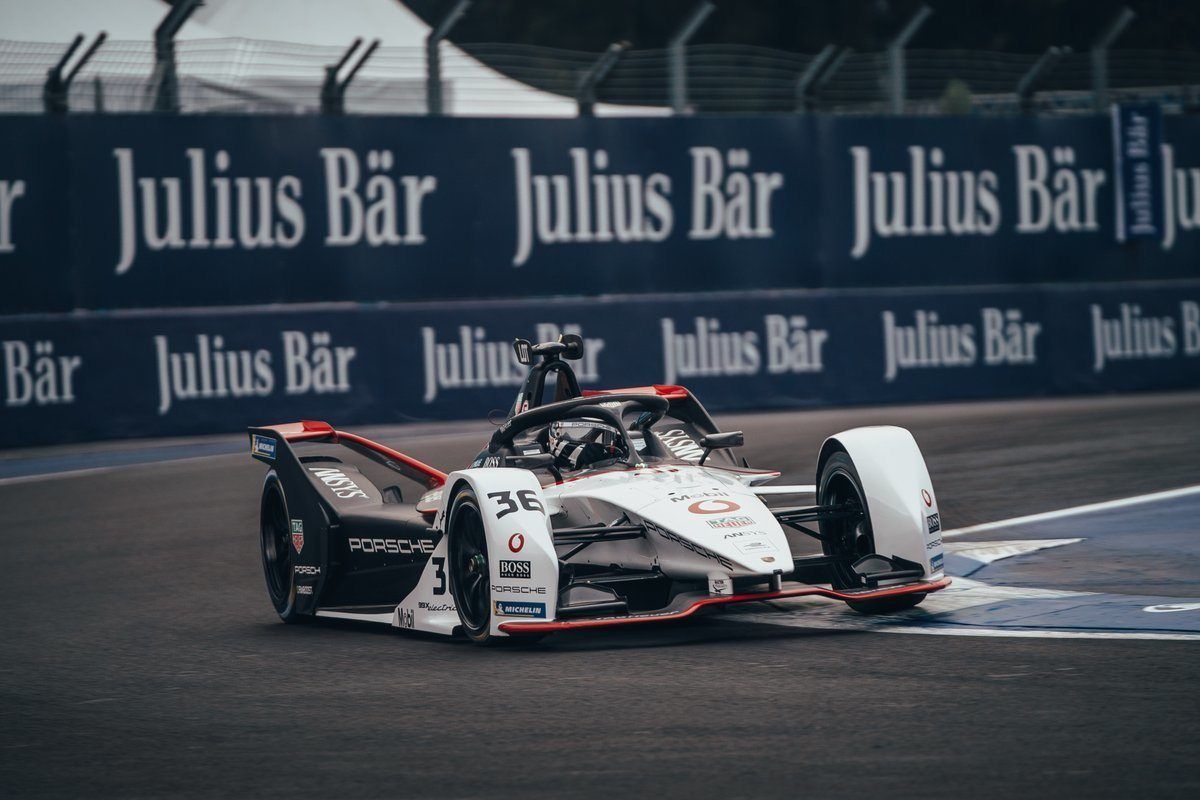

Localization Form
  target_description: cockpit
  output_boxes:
[472,335,745,480]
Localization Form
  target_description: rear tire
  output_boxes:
[260,472,307,623]
[818,451,926,616]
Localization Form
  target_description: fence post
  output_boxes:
[426,0,471,116]
[811,47,852,112]
[887,4,931,114]
[577,41,629,117]
[43,35,83,113]
[44,32,106,113]
[1091,7,1135,112]
[794,44,836,113]
[321,38,380,115]
[669,1,715,114]
[1016,46,1070,114]
[151,0,201,113]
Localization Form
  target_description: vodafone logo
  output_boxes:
[687,499,741,515]
[921,489,933,507]
[508,533,525,553]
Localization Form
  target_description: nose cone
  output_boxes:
[641,483,791,578]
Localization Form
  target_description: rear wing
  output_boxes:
[582,385,719,435]
[248,420,447,490]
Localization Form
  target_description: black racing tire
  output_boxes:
[446,487,545,646]
[447,487,498,644]
[818,451,926,616]
[259,472,308,624]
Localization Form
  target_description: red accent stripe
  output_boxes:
[582,384,690,401]
[263,421,447,487]
[498,577,951,634]
[260,420,332,441]
[333,431,447,488]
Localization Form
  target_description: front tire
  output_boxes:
[818,451,926,615]
[447,487,499,644]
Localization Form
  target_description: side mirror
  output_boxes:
[513,338,533,365]
[698,431,744,466]
[560,333,585,360]
[506,452,562,481]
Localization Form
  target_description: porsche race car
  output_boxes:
[249,334,949,644]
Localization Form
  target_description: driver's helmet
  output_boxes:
[548,419,627,471]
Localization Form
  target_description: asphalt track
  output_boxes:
[3,390,1200,799]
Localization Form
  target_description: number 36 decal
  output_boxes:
[487,490,544,518]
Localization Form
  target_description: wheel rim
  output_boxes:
[449,500,490,632]
[820,467,872,587]
[261,488,291,601]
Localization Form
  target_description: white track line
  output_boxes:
[943,483,1200,537]
[0,452,239,487]
[0,465,125,486]
[870,626,1200,642]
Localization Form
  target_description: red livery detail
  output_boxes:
[583,384,690,401]
[498,578,952,634]
[257,420,447,488]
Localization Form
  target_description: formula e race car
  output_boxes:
[249,334,949,645]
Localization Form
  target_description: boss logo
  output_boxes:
[499,560,531,579]
[926,513,942,534]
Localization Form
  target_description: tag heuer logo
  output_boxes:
[707,515,754,529]
[291,519,304,553]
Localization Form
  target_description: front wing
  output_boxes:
[496,577,951,634]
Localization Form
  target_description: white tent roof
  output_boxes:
[0,0,665,116]
[0,0,222,42]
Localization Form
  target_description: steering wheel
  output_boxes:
[488,394,669,456]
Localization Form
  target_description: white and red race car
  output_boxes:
[249,335,948,645]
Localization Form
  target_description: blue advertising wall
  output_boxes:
[2,112,1199,446]
[2,114,1200,314]
[3,281,1199,448]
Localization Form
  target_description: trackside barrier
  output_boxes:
[2,113,1200,315]
[2,281,1199,447]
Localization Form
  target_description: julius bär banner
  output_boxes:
[2,114,1200,314]
[3,282,1199,447]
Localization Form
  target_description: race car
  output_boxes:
[249,334,949,645]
